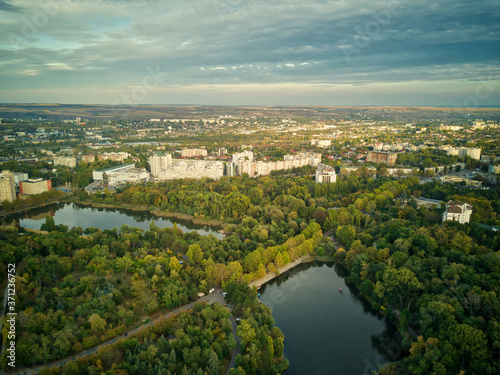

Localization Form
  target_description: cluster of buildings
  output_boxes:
[440,146,482,160]
[0,170,52,203]
[148,153,223,181]
[147,150,324,181]
[228,151,321,177]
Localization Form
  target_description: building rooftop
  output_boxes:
[95,163,135,173]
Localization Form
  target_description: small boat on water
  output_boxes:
[339,288,343,293]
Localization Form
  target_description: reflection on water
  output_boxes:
[260,262,403,375]
[2,202,223,239]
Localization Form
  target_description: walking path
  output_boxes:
[12,291,228,375]
[226,315,241,375]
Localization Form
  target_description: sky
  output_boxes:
[0,0,499,106]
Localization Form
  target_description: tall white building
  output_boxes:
[316,164,337,184]
[149,154,172,177]
[442,201,473,224]
[445,147,481,160]
[240,152,321,177]
[0,171,16,202]
[458,148,481,160]
[232,150,254,175]
[158,160,223,180]
[13,172,29,185]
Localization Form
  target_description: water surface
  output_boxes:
[260,262,403,375]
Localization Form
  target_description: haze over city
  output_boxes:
[0,0,499,105]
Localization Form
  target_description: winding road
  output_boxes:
[12,290,240,375]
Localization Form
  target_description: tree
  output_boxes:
[237,320,256,347]
[89,313,107,334]
[375,267,423,310]
[187,244,204,263]
[268,336,274,362]
[208,349,220,375]
[271,327,284,358]
[41,216,57,232]
[335,225,356,248]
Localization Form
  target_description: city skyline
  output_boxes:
[0,0,499,106]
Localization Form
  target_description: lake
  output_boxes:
[260,261,403,375]
[3,202,223,239]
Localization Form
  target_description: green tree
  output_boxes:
[89,313,107,334]
[268,336,274,362]
[375,267,423,310]
[208,349,220,375]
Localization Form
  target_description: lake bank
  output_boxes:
[0,198,63,219]
[7,202,225,239]
[249,255,336,288]
[64,198,229,231]
[259,262,404,375]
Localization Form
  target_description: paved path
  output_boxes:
[13,291,227,375]
[226,315,241,375]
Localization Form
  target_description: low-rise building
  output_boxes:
[81,155,96,163]
[310,139,332,148]
[106,168,150,186]
[53,156,77,168]
[366,151,398,166]
[316,164,337,183]
[19,178,52,195]
[97,152,131,162]
[442,201,473,224]
[93,164,149,186]
[93,164,136,181]
[489,165,500,174]
[181,148,208,158]
[441,176,482,187]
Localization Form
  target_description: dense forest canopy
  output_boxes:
[0,173,499,374]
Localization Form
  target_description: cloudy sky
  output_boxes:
[0,0,499,105]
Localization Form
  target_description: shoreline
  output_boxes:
[249,255,336,288]
[65,199,229,230]
[0,198,62,219]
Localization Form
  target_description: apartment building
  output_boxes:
[0,171,16,202]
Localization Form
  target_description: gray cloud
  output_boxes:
[0,0,20,12]
[0,0,499,104]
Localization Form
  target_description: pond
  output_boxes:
[3,202,223,239]
[259,261,404,375]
